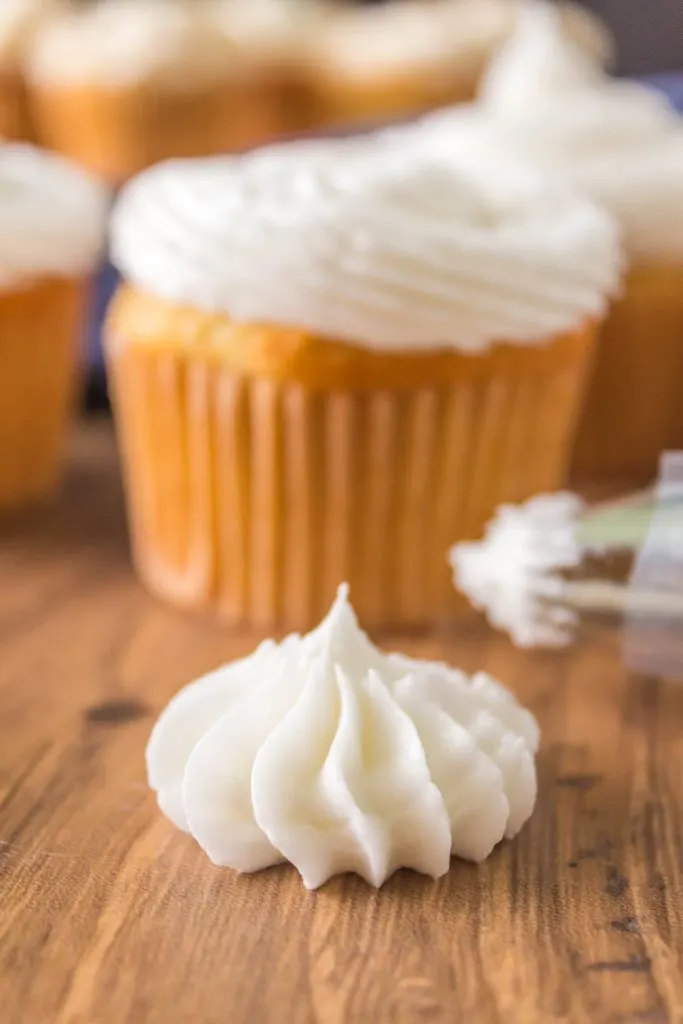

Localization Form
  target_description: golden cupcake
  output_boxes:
[25,0,250,185]
[471,2,683,483]
[0,0,59,141]
[105,140,621,630]
[308,0,613,128]
[0,143,107,512]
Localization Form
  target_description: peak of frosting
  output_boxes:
[147,584,540,889]
[473,0,683,262]
[481,0,677,139]
[0,144,108,288]
[451,493,585,648]
[481,0,603,111]
[111,139,622,352]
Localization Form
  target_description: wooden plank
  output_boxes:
[0,420,681,1024]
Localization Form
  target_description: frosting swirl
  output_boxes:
[476,2,683,262]
[147,585,540,889]
[111,139,621,352]
[0,143,108,288]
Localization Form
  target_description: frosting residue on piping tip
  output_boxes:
[147,584,540,890]
[451,493,586,648]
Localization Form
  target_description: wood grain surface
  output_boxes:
[0,419,682,1024]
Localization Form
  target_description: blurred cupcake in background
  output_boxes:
[0,144,107,512]
[308,0,612,128]
[212,0,331,143]
[105,140,620,630]
[0,0,58,141]
[413,2,683,483]
[25,0,249,185]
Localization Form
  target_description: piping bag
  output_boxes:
[622,452,683,681]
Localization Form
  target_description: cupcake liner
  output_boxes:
[0,71,33,141]
[108,328,594,630]
[572,266,683,484]
[0,278,86,512]
[29,77,274,185]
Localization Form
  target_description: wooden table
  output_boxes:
[1,419,682,1024]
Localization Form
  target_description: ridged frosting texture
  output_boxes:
[147,586,540,890]
[477,1,683,262]
[28,0,238,88]
[0,143,108,288]
[111,139,621,352]
[451,493,585,648]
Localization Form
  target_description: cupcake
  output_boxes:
[308,0,613,129]
[25,0,250,185]
[0,0,58,141]
[0,143,107,512]
[212,0,330,142]
[461,2,683,483]
[106,140,620,630]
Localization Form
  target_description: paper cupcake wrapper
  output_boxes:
[572,265,683,484]
[0,71,33,142]
[108,338,592,630]
[0,279,85,512]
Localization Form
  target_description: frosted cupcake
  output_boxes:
[106,140,620,630]
[0,144,107,512]
[0,0,58,141]
[467,3,683,482]
[308,0,613,128]
[26,0,248,185]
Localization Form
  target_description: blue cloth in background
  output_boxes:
[84,72,683,405]
[88,259,119,374]
[638,72,683,111]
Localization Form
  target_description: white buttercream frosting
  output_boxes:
[111,139,621,352]
[27,0,240,88]
[476,1,683,262]
[0,143,108,287]
[147,585,540,890]
[451,493,586,648]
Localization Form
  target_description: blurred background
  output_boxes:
[2,0,682,404]
[66,0,682,407]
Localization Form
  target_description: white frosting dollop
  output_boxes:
[111,139,621,352]
[147,586,540,889]
[476,1,683,263]
[0,143,108,288]
[451,493,586,648]
[27,0,239,88]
